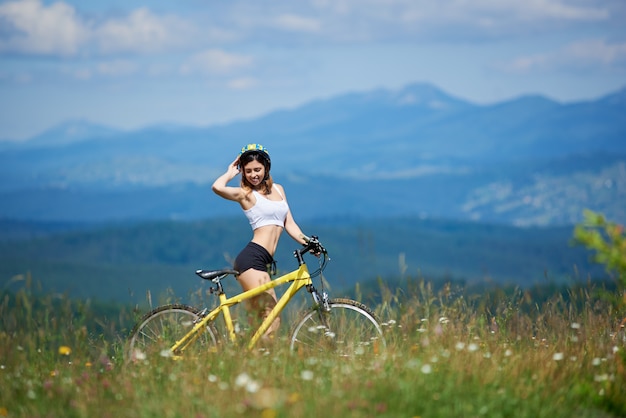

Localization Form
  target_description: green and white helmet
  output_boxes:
[238,143,271,173]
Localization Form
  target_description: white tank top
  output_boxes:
[243,186,289,230]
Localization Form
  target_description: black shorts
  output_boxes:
[234,242,276,276]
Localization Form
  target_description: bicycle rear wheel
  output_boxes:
[289,298,385,357]
[127,304,219,361]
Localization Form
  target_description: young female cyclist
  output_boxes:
[211,144,311,337]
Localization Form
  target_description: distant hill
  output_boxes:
[0,82,624,225]
[0,217,605,303]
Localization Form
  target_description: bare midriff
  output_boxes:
[251,224,284,257]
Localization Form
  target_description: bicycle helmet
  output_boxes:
[238,143,271,177]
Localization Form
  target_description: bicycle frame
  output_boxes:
[170,262,314,355]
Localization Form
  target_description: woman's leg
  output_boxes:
[237,268,281,337]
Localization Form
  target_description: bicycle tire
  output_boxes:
[127,304,219,361]
[289,298,385,356]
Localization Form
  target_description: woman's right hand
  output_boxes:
[226,157,241,179]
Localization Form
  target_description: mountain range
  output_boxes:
[1,82,625,226]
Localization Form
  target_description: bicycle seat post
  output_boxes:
[212,279,224,295]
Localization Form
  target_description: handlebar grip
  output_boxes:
[297,235,327,256]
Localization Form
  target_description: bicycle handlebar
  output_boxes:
[298,234,328,257]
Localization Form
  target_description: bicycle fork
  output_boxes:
[307,284,330,313]
[306,283,337,342]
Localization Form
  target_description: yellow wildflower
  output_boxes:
[58,346,72,356]
[287,392,300,404]
[260,409,276,418]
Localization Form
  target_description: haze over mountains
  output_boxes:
[1,82,625,226]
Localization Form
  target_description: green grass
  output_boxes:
[1,280,625,418]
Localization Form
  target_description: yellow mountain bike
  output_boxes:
[127,236,385,359]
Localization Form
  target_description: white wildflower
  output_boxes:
[235,372,252,388]
[234,373,260,393]
[246,380,260,393]
[132,349,146,361]
[594,374,609,382]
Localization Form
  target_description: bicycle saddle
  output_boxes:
[195,269,239,282]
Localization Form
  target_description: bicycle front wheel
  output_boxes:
[290,298,385,357]
[127,304,219,361]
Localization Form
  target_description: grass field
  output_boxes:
[1,278,625,418]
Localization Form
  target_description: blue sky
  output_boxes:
[0,0,625,140]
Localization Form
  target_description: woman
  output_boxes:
[212,143,310,337]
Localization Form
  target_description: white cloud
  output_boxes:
[319,0,615,41]
[217,0,618,45]
[94,8,191,54]
[563,39,626,67]
[180,49,254,76]
[227,77,258,90]
[314,0,610,23]
[441,0,609,22]
[501,39,626,74]
[272,14,321,32]
[512,0,609,21]
[1,0,620,58]
[0,0,89,55]
[0,0,200,57]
